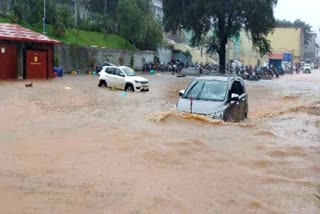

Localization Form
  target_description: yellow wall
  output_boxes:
[229,28,304,65]
[239,32,264,65]
[267,28,303,62]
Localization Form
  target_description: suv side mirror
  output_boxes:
[119,73,125,77]
[179,90,185,97]
[231,93,240,102]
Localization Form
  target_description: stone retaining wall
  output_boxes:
[54,44,172,72]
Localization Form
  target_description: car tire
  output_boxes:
[98,80,103,87]
[125,83,134,92]
[98,80,107,87]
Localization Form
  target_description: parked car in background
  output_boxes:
[177,76,248,122]
[230,60,243,70]
[303,63,312,74]
[98,66,149,92]
[94,61,116,74]
[311,63,315,69]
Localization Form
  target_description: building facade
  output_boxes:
[229,28,304,65]
[268,28,304,62]
[304,33,317,63]
[0,23,60,80]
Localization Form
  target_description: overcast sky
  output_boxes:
[275,0,320,32]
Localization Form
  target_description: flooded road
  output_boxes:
[0,71,319,213]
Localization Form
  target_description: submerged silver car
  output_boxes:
[177,76,248,122]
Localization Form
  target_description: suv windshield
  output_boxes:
[122,67,137,76]
[183,80,228,101]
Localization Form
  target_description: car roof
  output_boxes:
[119,66,130,69]
[102,65,129,69]
[102,66,115,69]
[194,75,243,82]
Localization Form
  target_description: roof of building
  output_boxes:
[0,23,61,44]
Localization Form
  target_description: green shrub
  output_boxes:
[53,20,66,37]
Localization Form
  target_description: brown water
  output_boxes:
[0,71,319,213]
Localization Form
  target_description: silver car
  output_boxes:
[177,76,249,122]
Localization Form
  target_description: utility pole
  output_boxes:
[43,0,46,35]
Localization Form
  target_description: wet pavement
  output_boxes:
[0,71,319,213]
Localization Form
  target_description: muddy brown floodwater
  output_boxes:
[0,71,319,214]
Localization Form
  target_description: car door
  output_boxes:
[114,68,126,89]
[225,81,241,122]
[238,81,248,119]
[105,67,116,87]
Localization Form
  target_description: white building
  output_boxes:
[153,0,163,20]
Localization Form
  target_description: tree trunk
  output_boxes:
[219,41,226,74]
[217,16,227,74]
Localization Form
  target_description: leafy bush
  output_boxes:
[79,14,117,34]
[53,20,66,37]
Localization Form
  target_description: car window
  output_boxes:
[122,67,137,76]
[198,81,228,101]
[184,81,204,99]
[106,68,115,75]
[230,81,244,96]
[183,80,228,101]
[241,81,246,93]
[115,68,124,76]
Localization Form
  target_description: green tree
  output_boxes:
[138,14,163,50]
[117,0,162,50]
[10,0,24,23]
[116,0,144,47]
[53,5,72,37]
[163,0,277,73]
[90,0,118,15]
[46,0,58,25]
[276,19,312,45]
[1,0,9,16]
[10,0,57,26]
[135,0,153,14]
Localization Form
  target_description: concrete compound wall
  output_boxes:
[54,44,172,72]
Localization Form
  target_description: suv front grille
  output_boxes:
[140,81,148,85]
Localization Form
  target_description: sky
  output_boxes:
[275,0,320,42]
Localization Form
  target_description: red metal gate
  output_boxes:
[0,44,17,79]
[26,50,47,79]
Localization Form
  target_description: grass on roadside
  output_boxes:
[0,17,132,50]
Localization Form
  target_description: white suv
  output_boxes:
[98,66,149,92]
[303,63,312,74]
